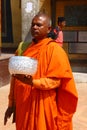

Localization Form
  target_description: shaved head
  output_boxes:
[31,12,52,41]
[33,12,51,27]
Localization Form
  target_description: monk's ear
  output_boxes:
[47,26,52,33]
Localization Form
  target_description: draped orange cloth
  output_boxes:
[13,38,78,130]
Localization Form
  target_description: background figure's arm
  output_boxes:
[4,76,16,125]
[8,76,15,107]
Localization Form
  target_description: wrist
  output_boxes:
[31,79,33,86]
[33,79,41,87]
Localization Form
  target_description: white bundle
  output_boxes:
[8,56,38,75]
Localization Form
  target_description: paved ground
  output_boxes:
[73,83,87,130]
[0,83,87,130]
[0,84,15,130]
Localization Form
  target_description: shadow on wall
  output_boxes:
[1,0,13,43]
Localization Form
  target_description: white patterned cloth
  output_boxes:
[8,56,38,75]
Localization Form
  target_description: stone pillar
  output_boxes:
[0,0,1,55]
[21,0,39,42]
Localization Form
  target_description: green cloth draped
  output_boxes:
[17,42,31,56]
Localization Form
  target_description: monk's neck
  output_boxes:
[33,37,48,44]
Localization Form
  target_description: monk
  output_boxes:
[4,12,78,130]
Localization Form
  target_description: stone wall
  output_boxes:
[0,58,10,87]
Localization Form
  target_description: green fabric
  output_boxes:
[17,41,31,56]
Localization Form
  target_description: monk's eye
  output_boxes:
[32,23,42,27]
[36,23,42,27]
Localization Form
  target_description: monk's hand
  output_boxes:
[13,74,33,86]
[4,107,14,125]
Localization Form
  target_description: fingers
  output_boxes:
[4,107,13,125]
[12,74,33,86]
[4,112,10,125]
[22,75,33,86]
[4,115,7,125]
[25,75,31,78]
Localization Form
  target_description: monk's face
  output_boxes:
[31,15,51,41]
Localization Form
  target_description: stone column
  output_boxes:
[0,0,1,55]
[21,0,39,42]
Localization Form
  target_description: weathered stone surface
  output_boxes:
[0,54,13,87]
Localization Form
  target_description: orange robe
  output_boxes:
[13,38,78,130]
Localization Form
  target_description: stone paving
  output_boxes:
[73,83,87,130]
[0,84,15,130]
[0,82,87,130]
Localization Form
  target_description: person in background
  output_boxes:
[55,17,66,47]
[4,12,78,130]
[48,16,66,47]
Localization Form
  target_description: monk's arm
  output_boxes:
[33,77,61,90]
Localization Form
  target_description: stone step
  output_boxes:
[73,72,87,83]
